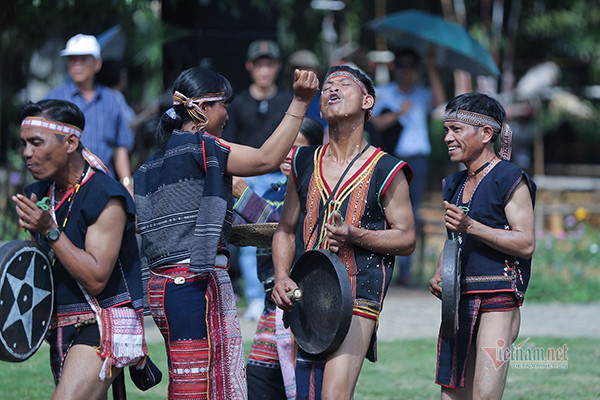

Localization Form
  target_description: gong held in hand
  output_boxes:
[286,249,353,356]
[441,239,461,337]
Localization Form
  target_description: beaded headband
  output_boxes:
[21,117,109,174]
[443,109,513,161]
[172,90,226,131]
[323,71,372,121]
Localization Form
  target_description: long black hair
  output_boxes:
[156,67,234,145]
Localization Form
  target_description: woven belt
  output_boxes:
[49,311,97,329]
[150,254,229,285]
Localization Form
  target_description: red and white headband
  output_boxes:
[21,117,109,174]
[323,71,372,120]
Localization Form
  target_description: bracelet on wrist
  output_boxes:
[285,112,305,120]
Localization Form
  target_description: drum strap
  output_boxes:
[307,143,370,246]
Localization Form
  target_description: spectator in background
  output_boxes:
[222,39,293,321]
[370,47,446,286]
[222,39,293,148]
[45,34,135,196]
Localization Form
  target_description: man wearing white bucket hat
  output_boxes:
[46,33,135,196]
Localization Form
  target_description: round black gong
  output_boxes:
[0,240,53,362]
[287,249,353,356]
[441,239,461,337]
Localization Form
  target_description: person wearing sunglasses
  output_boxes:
[370,47,447,287]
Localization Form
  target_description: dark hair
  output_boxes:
[300,117,323,146]
[393,47,421,67]
[445,92,506,141]
[156,67,234,145]
[323,65,376,121]
[19,99,85,131]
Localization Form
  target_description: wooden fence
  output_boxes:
[534,175,600,234]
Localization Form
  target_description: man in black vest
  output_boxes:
[429,92,536,399]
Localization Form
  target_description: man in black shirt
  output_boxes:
[223,40,293,148]
[223,40,294,321]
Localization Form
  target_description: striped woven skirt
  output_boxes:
[436,292,518,389]
[148,264,246,400]
[247,300,296,400]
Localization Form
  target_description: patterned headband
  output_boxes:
[323,71,372,121]
[324,71,368,95]
[21,117,109,174]
[443,109,513,161]
[172,90,226,132]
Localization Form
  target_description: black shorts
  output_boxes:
[72,323,100,347]
[47,323,100,383]
[436,292,519,388]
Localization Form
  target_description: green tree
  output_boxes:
[519,0,600,84]
[0,0,165,166]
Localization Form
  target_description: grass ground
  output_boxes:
[1,337,598,399]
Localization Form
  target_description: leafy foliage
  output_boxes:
[0,0,165,165]
[520,0,600,82]
[527,219,600,302]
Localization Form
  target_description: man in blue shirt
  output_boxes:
[46,34,134,195]
[371,47,446,286]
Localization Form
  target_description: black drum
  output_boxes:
[287,250,353,356]
[0,240,53,362]
[441,239,461,337]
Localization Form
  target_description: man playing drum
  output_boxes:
[429,92,536,399]
[271,65,416,399]
[12,99,145,399]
